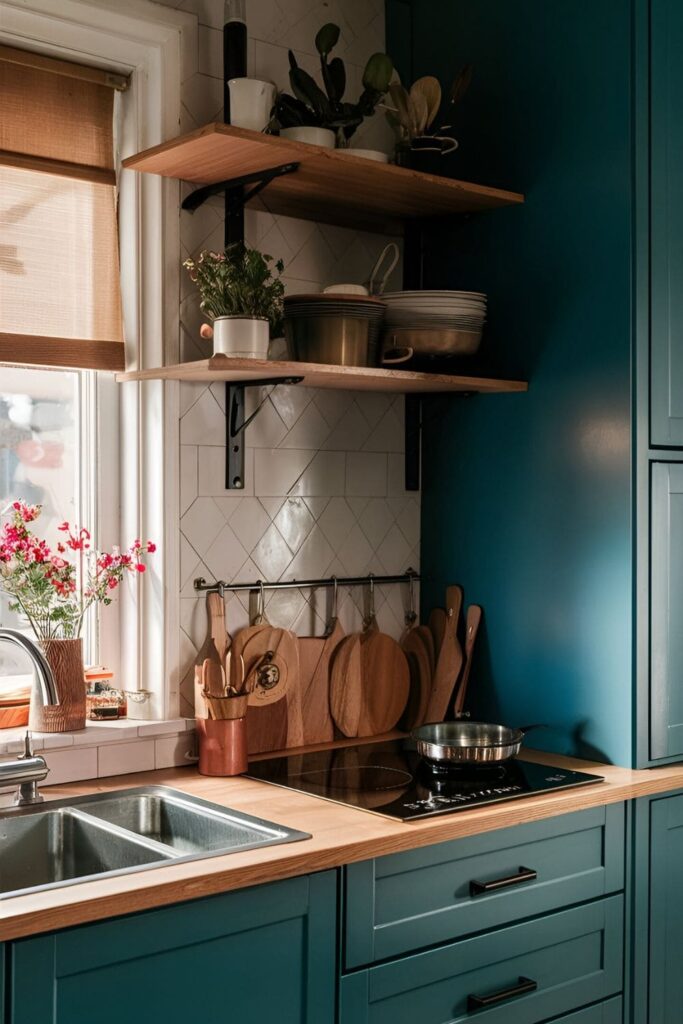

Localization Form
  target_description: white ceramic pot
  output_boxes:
[213,317,269,359]
[228,78,276,132]
[338,148,389,163]
[280,126,336,149]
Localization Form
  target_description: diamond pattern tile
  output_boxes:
[173,0,419,709]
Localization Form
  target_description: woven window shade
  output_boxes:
[0,46,126,371]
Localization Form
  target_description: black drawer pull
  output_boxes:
[467,975,537,1010]
[469,865,537,897]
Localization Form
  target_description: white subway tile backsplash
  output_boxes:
[181,497,226,559]
[284,525,334,580]
[274,497,315,553]
[346,452,387,496]
[155,731,197,769]
[98,740,156,778]
[181,389,225,446]
[204,523,249,581]
[251,522,293,578]
[229,497,272,552]
[254,448,312,496]
[45,747,98,786]
[318,496,356,551]
[290,451,346,496]
[180,445,198,515]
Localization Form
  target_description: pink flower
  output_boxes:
[147,542,157,553]
[135,563,146,573]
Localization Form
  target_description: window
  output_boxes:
[0,45,126,370]
[0,45,124,687]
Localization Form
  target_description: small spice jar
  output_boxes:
[84,666,127,720]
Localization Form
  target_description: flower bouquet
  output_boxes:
[0,501,155,731]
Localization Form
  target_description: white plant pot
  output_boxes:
[228,78,276,132]
[281,126,336,149]
[213,317,270,359]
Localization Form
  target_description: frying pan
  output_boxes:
[411,721,542,766]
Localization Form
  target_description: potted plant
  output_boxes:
[0,501,155,732]
[385,66,473,170]
[183,244,285,359]
[271,23,393,152]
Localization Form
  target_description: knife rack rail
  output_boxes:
[193,570,420,595]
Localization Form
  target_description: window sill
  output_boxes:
[0,718,197,787]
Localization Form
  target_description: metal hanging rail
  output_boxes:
[193,569,420,595]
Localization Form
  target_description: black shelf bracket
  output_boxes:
[181,161,300,215]
[226,376,304,490]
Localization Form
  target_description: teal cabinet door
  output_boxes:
[649,794,683,1023]
[651,0,683,445]
[9,872,336,1024]
[650,464,683,760]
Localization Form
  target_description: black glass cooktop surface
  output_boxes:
[245,740,605,821]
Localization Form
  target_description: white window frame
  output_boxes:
[0,0,196,718]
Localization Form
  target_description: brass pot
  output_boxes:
[285,314,373,367]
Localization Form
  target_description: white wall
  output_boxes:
[152,0,420,717]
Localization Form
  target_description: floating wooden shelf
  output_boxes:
[115,356,528,394]
[122,123,525,234]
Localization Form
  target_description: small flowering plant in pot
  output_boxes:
[183,243,285,359]
[0,501,155,732]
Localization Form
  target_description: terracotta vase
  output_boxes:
[29,638,86,732]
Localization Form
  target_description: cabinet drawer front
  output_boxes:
[551,999,622,1024]
[344,803,624,967]
[340,896,623,1024]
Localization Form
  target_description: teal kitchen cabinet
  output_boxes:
[650,465,683,759]
[387,0,683,767]
[340,896,623,1024]
[650,0,683,446]
[631,790,683,1024]
[8,871,336,1024]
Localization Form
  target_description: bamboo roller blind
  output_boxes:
[0,46,127,371]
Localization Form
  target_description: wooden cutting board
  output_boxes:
[453,605,483,716]
[330,617,410,737]
[194,593,230,718]
[425,585,464,723]
[233,625,302,754]
[400,624,432,729]
[299,618,344,744]
[428,607,448,663]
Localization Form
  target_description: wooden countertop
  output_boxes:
[2,749,683,941]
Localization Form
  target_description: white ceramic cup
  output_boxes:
[228,78,276,132]
[339,148,389,163]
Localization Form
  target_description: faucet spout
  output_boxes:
[0,629,60,706]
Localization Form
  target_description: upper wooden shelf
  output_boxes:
[115,356,528,395]
[122,123,525,234]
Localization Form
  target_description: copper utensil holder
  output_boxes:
[197,699,248,776]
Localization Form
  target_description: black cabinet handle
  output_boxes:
[469,865,537,897]
[467,976,537,1011]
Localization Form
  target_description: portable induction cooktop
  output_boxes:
[244,740,605,821]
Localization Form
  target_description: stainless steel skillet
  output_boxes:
[411,721,542,766]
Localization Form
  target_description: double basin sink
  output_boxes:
[0,786,309,900]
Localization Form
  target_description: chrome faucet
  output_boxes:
[0,629,60,804]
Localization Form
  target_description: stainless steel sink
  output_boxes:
[0,786,309,900]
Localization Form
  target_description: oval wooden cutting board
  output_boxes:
[400,624,432,729]
[330,618,409,737]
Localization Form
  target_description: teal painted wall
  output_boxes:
[398,0,634,763]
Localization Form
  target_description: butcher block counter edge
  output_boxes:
[1,748,682,941]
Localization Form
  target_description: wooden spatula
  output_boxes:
[425,585,464,723]
[428,607,448,662]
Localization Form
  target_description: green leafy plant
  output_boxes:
[385,65,473,146]
[183,244,285,337]
[271,23,393,144]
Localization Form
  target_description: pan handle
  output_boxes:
[518,724,546,735]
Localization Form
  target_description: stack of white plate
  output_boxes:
[381,290,487,358]
[383,290,487,330]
